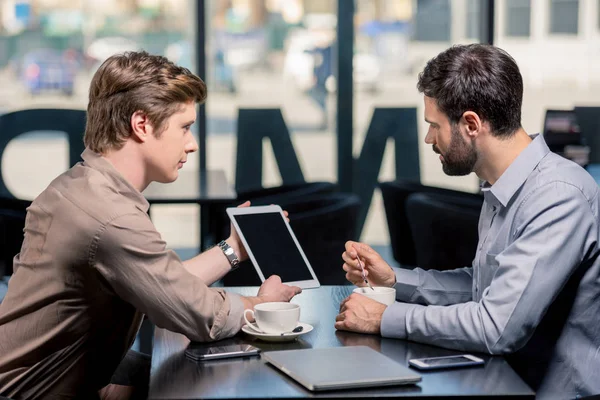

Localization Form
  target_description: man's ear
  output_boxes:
[131,110,151,143]
[461,111,482,139]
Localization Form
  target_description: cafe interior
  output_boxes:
[0,0,599,398]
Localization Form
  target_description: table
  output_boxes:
[143,169,236,252]
[149,286,534,399]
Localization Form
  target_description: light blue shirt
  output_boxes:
[381,135,600,399]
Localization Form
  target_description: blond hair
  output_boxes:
[84,51,207,153]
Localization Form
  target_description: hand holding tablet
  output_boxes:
[227,205,321,289]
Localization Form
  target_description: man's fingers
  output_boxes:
[339,296,353,312]
[344,240,360,256]
[342,252,360,267]
[237,200,251,208]
[353,243,377,264]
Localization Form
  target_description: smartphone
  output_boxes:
[408,354,484,370]
[185,344,261,361]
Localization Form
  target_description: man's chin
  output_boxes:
[442,164,473,176]
[155,173,178,184]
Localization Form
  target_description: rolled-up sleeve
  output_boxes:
[90,212,244,342]
[393,266,473,305]
[382,183,596,354]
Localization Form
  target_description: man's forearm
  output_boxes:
[182,238,242,285]
[394,266,473,305]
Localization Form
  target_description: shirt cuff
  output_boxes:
[219,292,245,338]
[392,267,419,302]
[380,301,414,339]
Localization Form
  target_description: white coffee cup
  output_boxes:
[353,286,396,306]
[243,302,300,334]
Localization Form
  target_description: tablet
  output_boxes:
[227,205,320,289]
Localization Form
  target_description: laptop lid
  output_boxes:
[262,346,421,391]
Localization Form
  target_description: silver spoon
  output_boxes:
[280,326,304,336]
[357,255,374,291]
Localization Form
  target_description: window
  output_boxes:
[413,0,451,41]
[505,0,531,37]
[466,0,481,39]
[550,0,579,34]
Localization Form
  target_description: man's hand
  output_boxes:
[342,241,396,287]
[334,293,387,334]
[227,202,290,262]
[257,275,302,303]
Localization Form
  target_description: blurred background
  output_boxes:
[0,0,598,263]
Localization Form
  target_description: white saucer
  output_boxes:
[241,322,313,342]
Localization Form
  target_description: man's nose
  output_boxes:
[186,135,199,153]
[424,130,435,145]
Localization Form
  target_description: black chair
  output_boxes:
[213,181,339,242]
[405,192,482,271]
[0,199,29,277]
[221,192,361,286]
[379,180,483,268]
[237,182,339,205]
[574,106,600,163]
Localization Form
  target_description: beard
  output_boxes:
[434,125,478,176]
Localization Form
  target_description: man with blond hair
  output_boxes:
[0,51,301,399]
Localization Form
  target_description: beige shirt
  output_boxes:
[0,149,244,399]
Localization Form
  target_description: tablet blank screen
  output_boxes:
[232,212,314,282]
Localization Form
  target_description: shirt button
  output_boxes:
[492,206,497,212]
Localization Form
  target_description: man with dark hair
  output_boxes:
[336,44,600,398]
[0,51,301,399]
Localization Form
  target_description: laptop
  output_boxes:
[262,346,421,391]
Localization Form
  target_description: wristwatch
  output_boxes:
[218,240,240,270]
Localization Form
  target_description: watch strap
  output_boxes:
[218,240,240,270]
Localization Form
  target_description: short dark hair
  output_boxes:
[417,44,523,137]
[85,51,207,153]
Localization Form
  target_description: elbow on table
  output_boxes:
[485,332,529,355]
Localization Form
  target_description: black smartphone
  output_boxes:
[408,354,485,370]
[185,344,261,362]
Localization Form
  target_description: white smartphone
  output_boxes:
[408,354,484,370]
[185,344,261,362]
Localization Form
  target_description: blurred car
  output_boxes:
[283,31,381,93]
[20,49,79,96]
[165,41,237,93]
[86,36,141,64]
[214,30,269,72]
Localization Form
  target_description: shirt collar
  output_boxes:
[81,148,149,213]
[480,134,550,208]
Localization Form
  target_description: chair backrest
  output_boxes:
[285,193,361,285]
[378,180,483,267]
[0,109,86,198]
[214,182,340,244]
[237,182,339,205]
[405,192,482,271]
[0,199,29,276]
[221,192,361,286]
[542,109,582,153]
[574,106,600,163]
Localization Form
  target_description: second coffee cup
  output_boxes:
[244,302,300,334]
[353,286,396,306]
